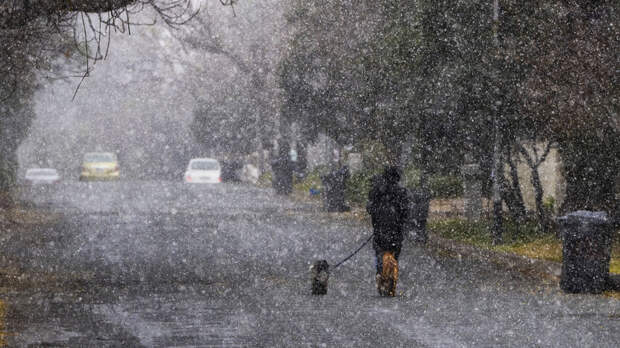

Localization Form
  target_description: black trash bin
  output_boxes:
[558,211,613,294]
[405,188,431,244]
[320,166,350,212]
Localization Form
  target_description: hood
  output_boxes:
[382,166,401,184]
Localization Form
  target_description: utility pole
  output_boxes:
[491,0,504,245]
[255,110,264,174]
[251,72,266,175]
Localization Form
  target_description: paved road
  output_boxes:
[1,181,619,347]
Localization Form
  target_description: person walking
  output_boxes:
[366,166,410,296]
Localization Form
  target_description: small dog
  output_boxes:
[310,260,330,295]
[377,252,399,296]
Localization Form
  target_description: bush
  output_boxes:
[345,170,377,206]
[543,196,556,214]
[428,175,463,198]
[293,168,323,195]
[400,164,463,199]
[257,172,272,188]
[402,166,421,189]
[343,167,464,206]
[404,171,463,199]
[429,217,552,248]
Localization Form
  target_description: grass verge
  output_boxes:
[256,172,272,188]
[429,218,620,275]
[430,217,620,301]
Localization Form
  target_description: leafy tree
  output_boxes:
[415,0,618,221]
[0,14,69,194]
[280,0,618,232]
[178,1,284,171]
[279,0,383,152]
[191,84,258,157]
[521,1,619,215]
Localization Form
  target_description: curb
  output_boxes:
[426,234,562,283]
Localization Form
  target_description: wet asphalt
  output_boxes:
[1,181,619,347]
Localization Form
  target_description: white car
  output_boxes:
[24,168,61,185]
[184,158,222,184]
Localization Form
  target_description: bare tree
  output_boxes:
[0,0,205,198]
[518,141,554,232]
[1,1,195,29]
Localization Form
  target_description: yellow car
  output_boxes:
[79,152,120,181]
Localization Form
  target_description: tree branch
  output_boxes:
[0,1,196,29]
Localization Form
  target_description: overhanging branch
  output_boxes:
[0,0,135,29]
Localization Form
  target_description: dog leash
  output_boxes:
[332,234,373,269]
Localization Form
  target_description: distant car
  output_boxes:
[185,158,221,184]
[24,168,60,185]
[80,152,120,181]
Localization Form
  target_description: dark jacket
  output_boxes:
[366,167,409,251]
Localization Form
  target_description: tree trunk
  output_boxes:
[0,149,18,203]
[257,142,265,175]
[505,152,526,222]
[417,134,431,190]
[254,113,264,175]
[491,140,503,245]
[296,140,308,177]
[530,164,547,231]
[518,142,553,231]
